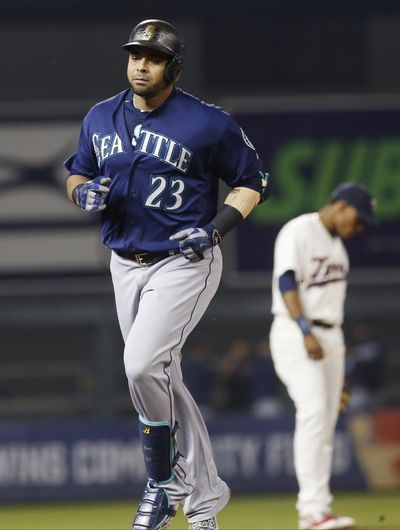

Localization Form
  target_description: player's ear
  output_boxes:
[333,199,347,212]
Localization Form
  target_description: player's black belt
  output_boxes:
[115,249,179,266]
[311,319,336,329]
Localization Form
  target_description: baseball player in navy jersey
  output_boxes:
[269,183,377,530]
[64,19,270,530]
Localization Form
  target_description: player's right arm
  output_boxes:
[279,272,323,361]
[66,174,111,212]
[66,175,90,202]
[64,115,111,212]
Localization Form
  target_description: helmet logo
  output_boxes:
[143,24,157,40]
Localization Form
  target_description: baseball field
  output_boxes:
[0,491,398,530]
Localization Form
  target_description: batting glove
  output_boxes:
[72,177,111,212]
[169,223,221,262]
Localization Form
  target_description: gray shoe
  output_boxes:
[189,516,219,530]
[132,482,177,530]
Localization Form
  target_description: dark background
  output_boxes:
[2,0,400,103]
[1,0,399,420]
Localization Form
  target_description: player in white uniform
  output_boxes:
[269,183,377,530]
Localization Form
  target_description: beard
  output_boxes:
[131,77,169,99]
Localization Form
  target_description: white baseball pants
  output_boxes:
[270,315,345,518]
[110,247,230,523]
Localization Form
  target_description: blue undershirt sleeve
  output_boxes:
[278,270,297,294]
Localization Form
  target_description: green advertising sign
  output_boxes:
[231,108,400,274]
[253,137,400,225]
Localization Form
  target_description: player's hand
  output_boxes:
[304,334,324,360]
[169,224,221,262]
[72,177,111,212]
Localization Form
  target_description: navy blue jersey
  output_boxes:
[65,88,264,253]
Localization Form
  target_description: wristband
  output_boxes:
[72,183,84,207]
[295,315,312,336]
[211,204,243,237]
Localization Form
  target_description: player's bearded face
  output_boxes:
[127,49,170,98]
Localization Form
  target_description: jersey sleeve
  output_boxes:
[273,221,302,280]
[214,116,263,193]
[64,115,99,179]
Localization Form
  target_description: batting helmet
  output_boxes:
[122,19,185,83]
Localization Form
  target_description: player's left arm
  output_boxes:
[209,171,271,234]
[218,185,263,229]
[170,185,264,262]
[170,116,271,262]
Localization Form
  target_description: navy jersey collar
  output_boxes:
[112,87,180,154]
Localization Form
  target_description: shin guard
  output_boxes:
[139,416,179,484]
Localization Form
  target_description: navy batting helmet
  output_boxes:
[122,19,185,83]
